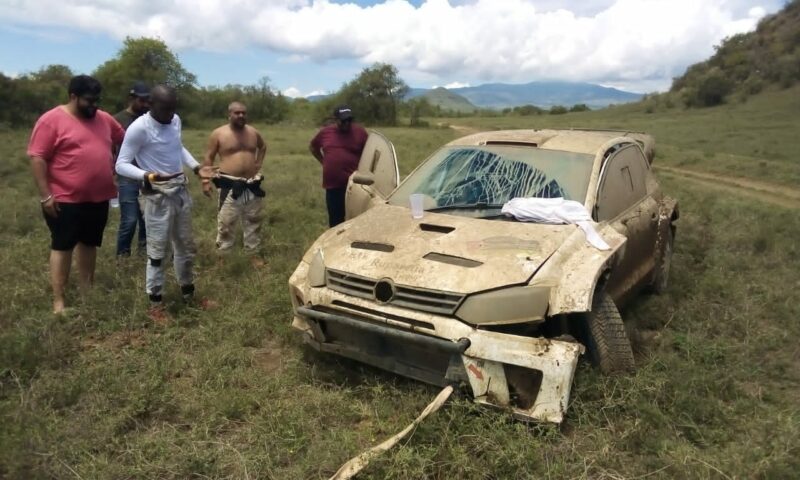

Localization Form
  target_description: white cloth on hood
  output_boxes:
[501,197,610,250]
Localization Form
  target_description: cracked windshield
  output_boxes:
[388,145,595,215]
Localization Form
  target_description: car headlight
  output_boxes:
[456,286,549,325]
[308,249,326,287]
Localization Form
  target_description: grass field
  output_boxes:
[1,88,799,479]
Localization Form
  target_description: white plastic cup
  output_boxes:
[409,193,424,219]
[110,197,119,208]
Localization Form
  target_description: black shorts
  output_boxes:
[43,201,109,251]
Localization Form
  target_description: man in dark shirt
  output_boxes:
[309,105,368,227]
[113,82,150,256]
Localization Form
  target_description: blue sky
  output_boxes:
[0,1,785,96]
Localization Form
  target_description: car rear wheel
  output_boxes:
[650,226,674,295]
[585,292,635,374]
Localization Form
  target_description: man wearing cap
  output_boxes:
[113,82,150,257]
[309,105,368,227]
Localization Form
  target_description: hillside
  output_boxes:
[669,0,800,106]
[416,87,477,113]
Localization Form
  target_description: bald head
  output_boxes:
[228,101,248,130]
[150,84,177,124]
[228,101,246,113]
[151,84,177,102]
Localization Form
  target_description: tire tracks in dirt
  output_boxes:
[655,165,800,209]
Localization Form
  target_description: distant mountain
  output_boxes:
[306,80,642,110]
[413,87,478,113]
[305,94,329,102]
[408,81,642,109]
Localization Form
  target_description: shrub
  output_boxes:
[695,68,733,106]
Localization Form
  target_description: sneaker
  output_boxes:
[180,284,196,303]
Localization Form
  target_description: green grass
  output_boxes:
[1,97,799,478]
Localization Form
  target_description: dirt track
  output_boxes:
[655,165,800,209]
[442,123,480,135]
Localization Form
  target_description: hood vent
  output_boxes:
[423,252,483,268]
[420,223,455,234]
[351,241,394,252]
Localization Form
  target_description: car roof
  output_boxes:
[446,129,653,156]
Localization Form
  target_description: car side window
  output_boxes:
[596,144,648,221]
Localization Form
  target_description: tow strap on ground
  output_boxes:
[329,386,454,480]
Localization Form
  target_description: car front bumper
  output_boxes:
[290,263,584,423]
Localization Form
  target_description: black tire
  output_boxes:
[650,226,674,295]
[584,292,635,374]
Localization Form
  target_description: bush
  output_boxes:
[697,69,733,106]
[512,104,544,116]
[742,75,764,95]
[773,54,800,88]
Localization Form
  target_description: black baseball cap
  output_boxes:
[129,82,150,98]
[333,105,353,121]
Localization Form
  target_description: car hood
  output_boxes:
[319,204,580,294]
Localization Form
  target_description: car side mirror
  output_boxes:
[352,172,375,186]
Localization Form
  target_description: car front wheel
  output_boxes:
[584,291,635,374]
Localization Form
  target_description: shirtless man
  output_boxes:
[203,101,267,252]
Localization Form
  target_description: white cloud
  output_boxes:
[282,87,303,98]
[0,0,783,91]
[443,82,471,89]
[282,86,328,98]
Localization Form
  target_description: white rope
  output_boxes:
[328,386,454,480]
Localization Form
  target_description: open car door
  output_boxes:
[345,131,399,220]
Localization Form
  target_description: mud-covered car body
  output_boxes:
[289,129,678,422]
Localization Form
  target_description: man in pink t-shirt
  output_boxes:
[309,105,369,227]
[27,74,125,314]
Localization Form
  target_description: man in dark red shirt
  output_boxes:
[28,75,126,314]
[309,105,368,227]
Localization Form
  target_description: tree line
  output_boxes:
[0,37,423,129]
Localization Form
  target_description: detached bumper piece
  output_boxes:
[295,306,583,423]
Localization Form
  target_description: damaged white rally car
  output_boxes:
[289,129,678,423]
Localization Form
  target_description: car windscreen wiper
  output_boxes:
[476,213,516,220]
[427,202,505,212]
